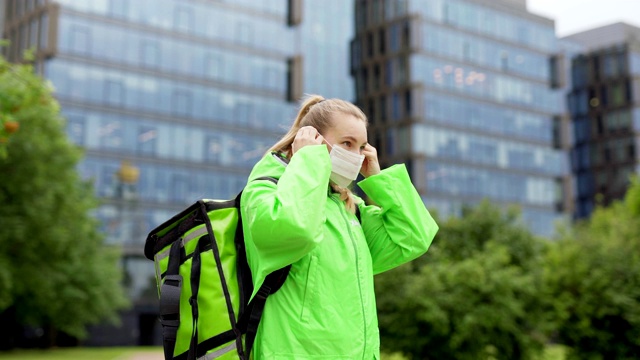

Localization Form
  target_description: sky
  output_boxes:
[527,0,640,37]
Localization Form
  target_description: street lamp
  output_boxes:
[115,160,140,201]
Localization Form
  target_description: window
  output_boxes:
[172,90,193,117]
[401,20,410,49]
[235,102,256,127]
[549,55,561,88]
[66,116,85,145]
[39,14,48,50]
[379,95,387,122]
[287,0,302,26]
[355,0,366,31]
[385,60,392,86]
[372,0,381,24]
[592,55,600,81]
[109,0,128,18]
[389,25,399,52]
[361,67,369,94]
[386,128,396,156]
[265,67,280,91]
[286,56,303,101]
[141,41,160,68]
[205,53,223,79]
[405,90,412,117]
[392,92,401,120]
[463,42,471,61]
[29,20,38,49]
[174,6,194,33]
[16,0,24,17]
[70,26,91,54]
[603,52,617,78]
[205,135,223,163]
[99,119,124,149]
[105,80,124,106]
[373,64,380,90]
[397,58,407,85]
[171,174,191,202]
[501,51,509,71]
[612,83,624,106]
[552,116,562,148]
[237,23,253,44]
[20,24,28,55]
[604,145,611,162]
[137,126,157,156]
[596,115,603,135]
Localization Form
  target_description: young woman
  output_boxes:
[240,95,439,359]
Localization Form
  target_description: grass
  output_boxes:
[540,344,568,360]
[0,347,162,360]
[0,345,566,360]
[380,344,568,360]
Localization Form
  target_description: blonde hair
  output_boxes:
[268,94,368,214]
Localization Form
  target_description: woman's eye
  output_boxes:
[343,141,351,147]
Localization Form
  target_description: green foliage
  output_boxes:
[0,55,129,341]
[377,201,549,359]
[543,177,640,359]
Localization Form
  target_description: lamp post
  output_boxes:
[114,160,141,249]
[116,160,140,200]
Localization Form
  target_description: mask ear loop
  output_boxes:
[321,138,333,152]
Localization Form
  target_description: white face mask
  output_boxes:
[327,143,365,188]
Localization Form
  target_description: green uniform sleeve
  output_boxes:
[241,145,331,292]
[357,164,439,275]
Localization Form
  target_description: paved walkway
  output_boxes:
[123,351,164,360]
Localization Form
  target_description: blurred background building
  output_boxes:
[564,22,640,219]
[2,0,638,348]
[2,0,354,346]
[350,0,573,237]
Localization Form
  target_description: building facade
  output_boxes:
[564,23,640,218]
[2,0,354,345]
[350,0,572,237]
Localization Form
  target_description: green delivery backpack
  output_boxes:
[144,177,290,360]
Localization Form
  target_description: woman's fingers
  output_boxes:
[360,143,381,177]
[292,126,322,155]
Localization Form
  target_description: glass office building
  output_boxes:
[351,0,572,237]
[564,23,640,219]
[2,0,354,345]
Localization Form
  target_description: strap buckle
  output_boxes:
[160,274,183,329]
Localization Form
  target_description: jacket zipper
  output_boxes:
[330,195,367,359]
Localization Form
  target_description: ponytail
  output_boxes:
[266,94,368,215]
[267,94,325,157]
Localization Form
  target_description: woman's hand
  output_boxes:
[292,126,324,156]
[360,143,381,178]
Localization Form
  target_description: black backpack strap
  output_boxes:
[160,241,183,360]
[187,236,203,360]
[238,265,291,357]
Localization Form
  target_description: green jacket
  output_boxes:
[241,145,439,359]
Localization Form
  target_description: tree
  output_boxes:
[543,178,640,359]
[0,53,129,348]
[376,201,550,359]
